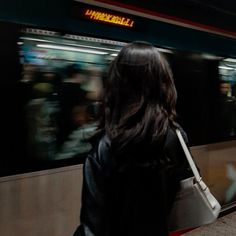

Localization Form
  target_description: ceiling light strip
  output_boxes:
[37,44,108,55]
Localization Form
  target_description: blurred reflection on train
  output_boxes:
[25,67,60,160]
[3,27,236,208]
[218,60,236,138]
[19,31,119,162]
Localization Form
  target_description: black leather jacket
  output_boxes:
[73,127,192,236]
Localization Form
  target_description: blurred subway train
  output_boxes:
[0,1,236,235]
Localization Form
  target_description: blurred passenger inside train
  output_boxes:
[219,81,236,137]
[21,63,38,84]
[57,64,88,145]
[73,41,193,236]
[56,104,97,160]
[25,68,61,160]
[83,66,103,101]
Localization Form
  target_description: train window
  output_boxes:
[218,58,236,138]
[1,24,234,176]
[0,25,174,176]
[164,51,221,145]
[17,29,175,165]
[19,29,124,160]
[3,28,125,175]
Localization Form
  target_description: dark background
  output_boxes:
[94,0,236,33]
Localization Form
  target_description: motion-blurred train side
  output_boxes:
[0,1,236,235]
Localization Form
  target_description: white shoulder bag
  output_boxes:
[169,129,221,231]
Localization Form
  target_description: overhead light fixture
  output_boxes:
[21,37,120,53]
[156,48,173,54]
[219,66,235,70]
[62,42,121,52]
[110,53,118,57]
[224,58,236,63]
[23,28,57,36]
[201,54,223,60]
[37,44,108,55]
[64,34,127,46]
[20,37,54,43]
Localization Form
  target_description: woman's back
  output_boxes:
[75,128,191,236]
[73,41,192,236]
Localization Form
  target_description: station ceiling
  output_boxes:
[94,0,236,33]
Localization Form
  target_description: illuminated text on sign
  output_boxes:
[84,9,134,27]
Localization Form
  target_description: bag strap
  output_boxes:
[176,129,219,209]
[176,129,202,183]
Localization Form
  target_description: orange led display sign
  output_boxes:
[84,9,135,28]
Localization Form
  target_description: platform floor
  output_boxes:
[182,211,236,235]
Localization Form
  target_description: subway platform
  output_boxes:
[179,210,236,235]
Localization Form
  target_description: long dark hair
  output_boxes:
[101,41,177,153]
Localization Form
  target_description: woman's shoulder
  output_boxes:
[165,126,188,149]
[88,134,111,167]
